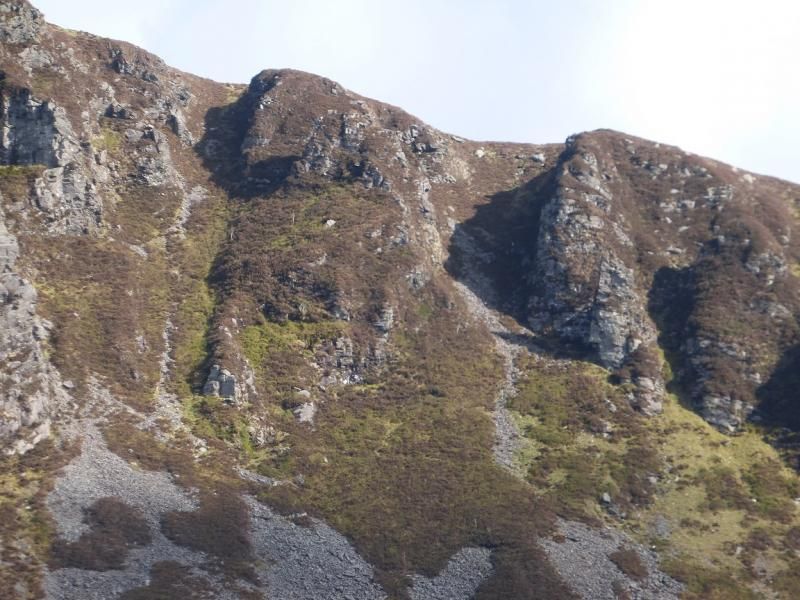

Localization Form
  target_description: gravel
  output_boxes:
[409,546,493,600]
[246,496,387,600]
[450,227,525,473]
[541,519,684,600]
[43,421,247,600]
[46,422,196,544]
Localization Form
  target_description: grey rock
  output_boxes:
[542,519,683,600]
[526,141,662,413]
[33,164,103,234]
[650,515,671,540]
[294,401,316,423]
[166,107,194,146]
[373,305,394,334]
[46,422,197,545]
[700,393,750,433]
[409,546,493,600]
[104,102,136,120]
[1,88,104,234]
[0,0,42,45]
[17,44,53,74]
[202,364,238,401]
[680,334,761,432]
[317,336,365,386]
[0,88,79,167]
[246,497,387,600]
[0,206,67,454]
[135,127,177,186]
[44,421,244,600]
[449,225,526,474]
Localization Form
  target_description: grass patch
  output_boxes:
[510,359,659,516]
[241,319,346,368]
[92,124,123,154]
[247,295,575,598]
[637,395,800,596]
[508,352,800,598]
[0,164,45,201]
[661,554,760,600]
[0,440,76,599]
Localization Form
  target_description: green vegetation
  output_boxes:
[28,237,171,407]
[0,164,46,178]
[509,359,659,517]
[505,352,800,598]
[223,84,245,104]
[660,555,760,600]
[169,189,230,397]
[4,68,798,600]
[637,398,800,597]
[0,440,75,600]
[241,319,346,368]
[0,164,45,201]
[91,124,123,154]
[245,295,574,598]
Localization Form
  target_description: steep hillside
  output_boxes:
[1,1,800,599]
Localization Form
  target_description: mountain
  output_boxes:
[2,1,800,598]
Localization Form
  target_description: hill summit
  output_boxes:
[2,2,800,598]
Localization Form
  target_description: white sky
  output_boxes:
[34,0,800,183]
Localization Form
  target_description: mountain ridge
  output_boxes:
[2,1,800,599]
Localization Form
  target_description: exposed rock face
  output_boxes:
[202,364,238,402]
[0,0,41,45]
[0,87,103,233]
[0,88,78,166]
[0,204,66,454]
[523,132,800,422]
[3,3,800,599]
[526,136,662,413]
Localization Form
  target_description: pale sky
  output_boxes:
[34,0,800,183]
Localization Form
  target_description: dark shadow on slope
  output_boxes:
[444,166,596,360]
[195,90,298,199]
[647,265,697,409]
[755,344,800,470]
[195,81,375,201]
[757,344,800,431]
[444,171,550,322]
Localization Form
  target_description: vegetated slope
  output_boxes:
[1,1,799,599]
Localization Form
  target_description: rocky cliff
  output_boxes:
[2,2,800,599]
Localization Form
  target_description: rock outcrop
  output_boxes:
[2,3,800,599]
[0,83,104,234]
[527,135,663,413]
[0,0,41,45]
[0,204,66,454]
[201,364,238,401]
[522,132,800,424]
